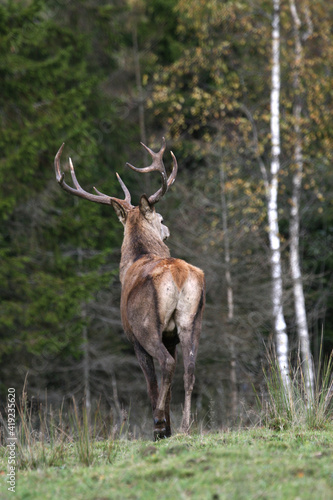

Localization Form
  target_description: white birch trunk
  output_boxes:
[269,0,290,389]
[289,0,314,398]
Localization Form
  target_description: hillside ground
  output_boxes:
[1,427,332,499]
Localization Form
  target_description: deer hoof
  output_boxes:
[154,428,167,440]
[153,417,168,440]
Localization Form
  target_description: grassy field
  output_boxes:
[1,426,332,500]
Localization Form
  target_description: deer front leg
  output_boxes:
[133,332,176,440]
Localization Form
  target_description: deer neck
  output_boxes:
[119,223,170,284]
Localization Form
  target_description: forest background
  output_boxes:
[0,0,332,435]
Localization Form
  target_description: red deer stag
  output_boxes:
[54,138,205,439]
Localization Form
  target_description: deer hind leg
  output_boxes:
[162,336,178,437]
[177,290,205,433]
[178,326,198,433]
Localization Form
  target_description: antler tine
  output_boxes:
[54,142,66,184]
[126,137,166,174]
[115,173,132,207]
[126,137,178,205]
[94,174,132,207]
[167,151,178,188]
[68,157,83,190]
[54,144,133,208]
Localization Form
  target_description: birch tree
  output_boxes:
[269,0,290,389]
[289,0,314,397]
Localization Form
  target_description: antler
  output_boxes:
[126,137,178,205]
[54,143,133,209]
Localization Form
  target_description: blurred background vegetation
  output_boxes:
[0,0,332,435]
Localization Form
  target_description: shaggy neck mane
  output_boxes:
[120,210,170,279]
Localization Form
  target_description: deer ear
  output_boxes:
[111,200,127,225]
[139,195,154,219]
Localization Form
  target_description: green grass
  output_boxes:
[255,347,333,431]
[1,428,333,499]
[1,350,332,499]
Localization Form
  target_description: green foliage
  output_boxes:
[143,0,183,64]
[0,0,125,381]
[0,0,97,218]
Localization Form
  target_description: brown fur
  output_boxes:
[114,202,205,439]
[170,260,190,290]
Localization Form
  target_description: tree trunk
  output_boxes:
[289,0,314,398]
[78,245,91,425]
[132,23,150,193]
[219,159,238,421]
[82,310,91,423]
[269,0,290,390]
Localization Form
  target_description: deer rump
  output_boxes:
[121,256,204,347]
